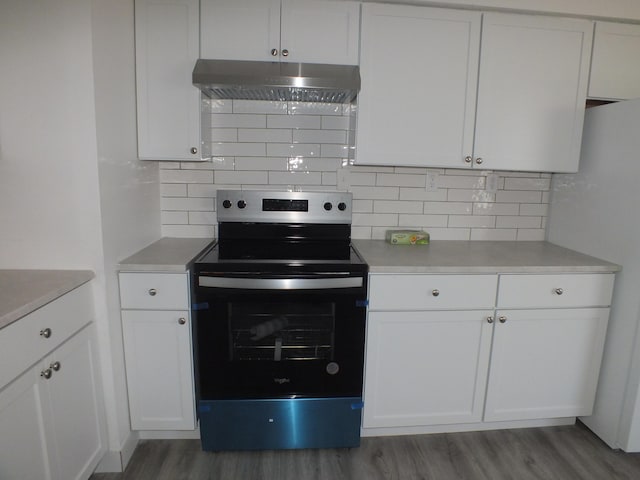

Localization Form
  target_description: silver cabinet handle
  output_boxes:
[282,49,289,57]
[178,317,187,325]
[50,361,61,372]
[487,316,494,324]
[190,147,198,155]
[464,156,473,164]
[431,289,440,297]
[555,288,564,295]
[148,288,157,296]
[271,48,278,56]
[40,328,52,339]
[475,157,483,165]
[499,316,507,323]
[41,368,52,380]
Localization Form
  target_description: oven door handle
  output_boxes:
[198,276,363,290]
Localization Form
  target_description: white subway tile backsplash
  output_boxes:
[398,214,449,228]
[267,143,319,157]
[238,128,292,143]
[267,115,321,129]
[470,228,518,241]
[293,129,347,144]
[211,114,266,128]
[496,216,542,229]
[373,201,423,214]
[160,100,551,241]
[448,215,496,228]
[215,170,269,185]
[160,184,187,197]
[268,171,322,185]
[160,169,213,184]
[235,157,288,171]
[377,173,426,188]
[161,197,214,212]
[210,142,266,157]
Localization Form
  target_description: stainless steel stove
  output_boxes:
[191,190,368,451]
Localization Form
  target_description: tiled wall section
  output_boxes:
[160,99,550,241]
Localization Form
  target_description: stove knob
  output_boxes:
[222,199,232,209]
[338,202,347,211]
[237,200,247,209]
[324,202,333,211]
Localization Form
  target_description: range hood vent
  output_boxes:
[193,59,360,104]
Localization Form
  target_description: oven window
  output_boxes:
[228,302,335,362]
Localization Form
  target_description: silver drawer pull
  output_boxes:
[178,317,187,325]
[40,328,52,339]
[499,316,507,323]
[555,288,564,295]
[432,289,440,297]
[50,361,61,372]
[41,368,52,380]
[487,316,494,324]
[148,288,157,296]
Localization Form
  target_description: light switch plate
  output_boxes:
[425,172,439,192]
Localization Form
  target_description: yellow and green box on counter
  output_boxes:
[385,230,430,245]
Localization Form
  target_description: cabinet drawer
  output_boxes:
[497,274,615,308]
[119,273,189,310]
[0,282,93,389]
[369,274,498,311]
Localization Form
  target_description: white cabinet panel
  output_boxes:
[119,272,189,310]
[201,0,359,65]
[0,370,53,480]
[363,310,493,428]
[497,274,615,309]
[280,0,360,65]
[589,22,640,100]
[484,308,609,422]
[474,13,592,172]
[135,0,201,160]
[369,274,497,311]
[200,0,280,61]
[356,4,480,167]
[122,310,195,430]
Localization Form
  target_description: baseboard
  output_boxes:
[361,417,576,437]
[93,431,140,473]
[139,427,200,440]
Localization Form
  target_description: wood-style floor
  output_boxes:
[91,422,640,480]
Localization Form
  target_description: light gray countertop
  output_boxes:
[118,237,215,272]
[0,270,94,330]
[352,240,620,274]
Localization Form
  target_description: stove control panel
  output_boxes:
[216,190,352,224]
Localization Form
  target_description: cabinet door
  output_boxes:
[200,0,281,61]
[122,310,196,430]
[356,4,480,167]
[0,369,54,480]
[280,0,360,65]
[589,22,640,100]
[363,310,493,428]
[135,0,201,160]
[484,308,609,422]
[474,13,592,173]
[42,326,106,480]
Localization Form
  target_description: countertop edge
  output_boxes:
[0,270,94,331]
[118,237,215,273]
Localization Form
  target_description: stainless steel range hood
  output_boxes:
[192,59,360,104]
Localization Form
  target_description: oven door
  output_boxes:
[192,273,367,400]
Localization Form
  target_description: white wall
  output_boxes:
[0,0,161,472]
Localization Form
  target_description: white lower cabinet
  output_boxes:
[363,272,614,432]
[0,284,106,480]
[119,272,196,430]
[484,308,609,422]
[363,310,493,428]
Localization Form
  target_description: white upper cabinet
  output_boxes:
[589,22,640,100]
[356,4,480,168]
[474,13,592,173]
[200,0,360,65]
[135,0,202,161]
[356,6,593,173]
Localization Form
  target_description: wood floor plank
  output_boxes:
[91,423,640,480]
